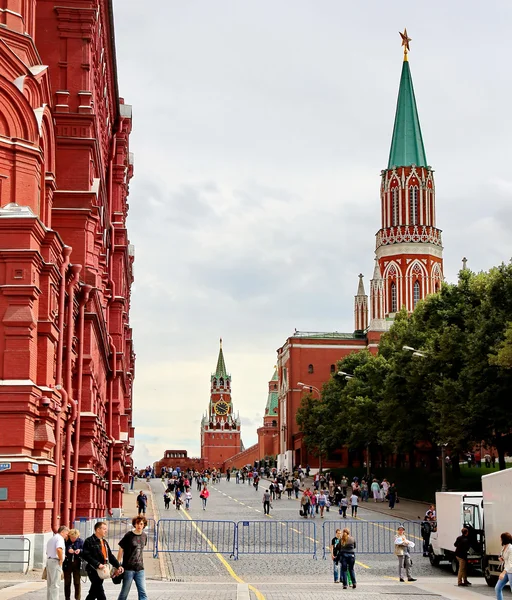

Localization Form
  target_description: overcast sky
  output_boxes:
[113,1,512,467]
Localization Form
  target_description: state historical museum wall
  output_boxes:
[0,0,135,566]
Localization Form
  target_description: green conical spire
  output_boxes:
[215,338,227,378]
[387,58,428,169]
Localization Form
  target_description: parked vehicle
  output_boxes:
[428,492,483,574]
[428,468,512,587]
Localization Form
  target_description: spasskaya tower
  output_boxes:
[201,340,241,468]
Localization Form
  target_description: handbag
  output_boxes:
[96,563,113,580]
[79,560,88,577]
[299,508,304,516]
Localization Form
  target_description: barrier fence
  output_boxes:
[156,519,236,558]
[0,537,31,573]
[321,520,424,559]
[74,518,157,555]
[72,517,423,561]
[236,520,317,559]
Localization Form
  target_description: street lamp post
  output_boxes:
[403,345,448,492]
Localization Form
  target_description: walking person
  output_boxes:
[199,485,209,510]
[394,526,417,582]
[371,479,380,502]
[318,490,327,518]
[46,526,69,600]
[163,492,170,510]
[262,489,271,515]
[454,527,471,586]
[285,480,293,499]
[82,522,123,600]
[117,517,148,600]
[300,493,310,519]
[340,528,357,589]
[63,529,83,600]
[136,491,147,516]
[185,489,192,510]
[330,529,342,583]
[350,493,359,517]
[339,495,348,519]
[388,482,397,509]
[496,532,512,600]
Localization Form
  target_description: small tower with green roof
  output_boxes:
[200,339,241,468]
[257,367,280,460]
[369,30,443,330]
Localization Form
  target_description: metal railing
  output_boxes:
[156,519,236,558]
[0,536,31,573]
[236,520,317,559]
[322,520,424,558]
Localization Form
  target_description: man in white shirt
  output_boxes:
[46,526,69,600]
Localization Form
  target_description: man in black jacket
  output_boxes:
[454,527,471,587]
[82,522,123,600]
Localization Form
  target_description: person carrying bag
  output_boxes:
[82,522,123,600]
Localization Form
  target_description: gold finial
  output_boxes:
[399,28,411,61]
[220,337,223,348]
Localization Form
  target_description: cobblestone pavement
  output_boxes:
[0,478,500,600]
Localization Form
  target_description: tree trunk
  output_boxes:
[451,453,460,479]
[496,437,506,470]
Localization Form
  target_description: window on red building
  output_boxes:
[391,281,397,313]
[308,364,314,374]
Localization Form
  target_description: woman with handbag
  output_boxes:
[63,529,84,600]
[82,522,123,600]
[117,517,148,600]
[496,532,512,600]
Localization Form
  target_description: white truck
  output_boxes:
[428,468,512,586]
[428,491,484,575]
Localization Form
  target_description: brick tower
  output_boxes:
[369,30,443,330]
[201,340,241,469]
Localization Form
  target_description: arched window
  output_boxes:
[391,281,397,313]
[413,280,421,307]
[409,186,419,225]
[392,188,399,226]
[212,378,217,388]
[272,420,277,427]
[273,384,277,390]
[308,364,314,374]
[219,378,224,387]
[330,364,335,374]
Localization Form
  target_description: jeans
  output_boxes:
[118,570,148,600]
[361,490,369,502]
[201,497,207,509]
[351,505,358,517]
[496,572,510,600]
[333,559,341,582]
[263,501,270,515]
[47,559,62,600]
[341,553,356,586]
[309,504,315,517]
[388,494,396,508]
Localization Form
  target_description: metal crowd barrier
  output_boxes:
[156,519,236,558]
[322,520,424,559]
[74,518,156,555]
[236,520,317,559]
[0,536,31,573]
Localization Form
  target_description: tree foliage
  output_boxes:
[295,262,512,472]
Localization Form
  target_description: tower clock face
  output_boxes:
[214,401,229,416]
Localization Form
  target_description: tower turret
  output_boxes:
[354,274,368,332]
[370,30,443,328]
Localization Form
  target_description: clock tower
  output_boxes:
[200,340,242,468]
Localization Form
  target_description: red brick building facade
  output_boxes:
[0,0,135,566]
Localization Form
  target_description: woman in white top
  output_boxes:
[496,532,512,600]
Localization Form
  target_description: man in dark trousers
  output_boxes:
[82,522,123,600]
[454,527,471,587]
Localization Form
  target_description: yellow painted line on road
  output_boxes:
[166,485,265,600]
